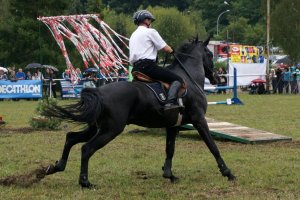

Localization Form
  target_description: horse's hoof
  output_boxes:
[79,175,96,189]
[79,181,96,189]
[163,173,179,183]
[170,175,179,183]
[163,171,172,178]
[45,164,56,175]
[228,174,237,181]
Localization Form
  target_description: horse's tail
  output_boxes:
[42,88,102,124]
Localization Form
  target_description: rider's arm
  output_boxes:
[161,45,174,54]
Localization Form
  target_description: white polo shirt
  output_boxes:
[129,26,167,64]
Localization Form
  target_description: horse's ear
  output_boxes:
[203,35,211,46]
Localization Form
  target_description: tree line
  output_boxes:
[0,0,299,70]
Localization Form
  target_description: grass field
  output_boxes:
[0,93,300,200]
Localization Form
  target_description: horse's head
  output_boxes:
[202,37,218,85]
[174,36,218,85]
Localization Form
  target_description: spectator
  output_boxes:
[0,70,7,101]
[282,68,291,94]
[118,68,129,82]
[249,83,258,94]
[291,70,298,94]
[270,69,277,94]
[36,69,43,79]
[9,70,16,81]
[217,67,227,94]
[44,68,57,98]
[275,67,283,94]
[49,69,57,98]
[83,72,97,88]
[257,83,266,94]
[0,70,8,80]
[290,66,298,94]
[76,68,83,80]
[97,69,106,87]
[62,69,71,81]
[32,72,41,80]
[296,69,300,94]
[25,71,32,80]
[15,68,26,80]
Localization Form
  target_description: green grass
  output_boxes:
[0,93,300,200]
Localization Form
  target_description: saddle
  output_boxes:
[132,71,187,104]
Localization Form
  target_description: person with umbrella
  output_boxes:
[25,71,32,80]
[0,68,8,80]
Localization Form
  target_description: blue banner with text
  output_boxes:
[0,80,43,99]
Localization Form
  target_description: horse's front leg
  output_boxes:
[193,118,236,181]
[162,127,179,183]
[46,125,98,175]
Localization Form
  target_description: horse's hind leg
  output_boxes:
[79,122,125,188]
[193,118,236,181]
[46,124,98,175]
[162,127,179,183]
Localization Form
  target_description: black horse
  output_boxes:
[44,37,236,188]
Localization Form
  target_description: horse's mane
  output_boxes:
[171,37,201,65]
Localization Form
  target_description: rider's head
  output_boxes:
[133,10,155,28]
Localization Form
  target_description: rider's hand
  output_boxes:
[170,48,175,55]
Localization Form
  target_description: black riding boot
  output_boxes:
[164,81,182,111]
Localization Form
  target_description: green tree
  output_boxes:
[102,9,135,37]
[0,0,12,66]
[190,0,231,34]
[0,0,71,68]
[217,17,265,45]
[102,0,191,14]
[231,0,263,25]
[86,0,103,13]
[218,17,250,43]
[190,0,264,37]
[243,23,265,45]
[148,7,197,48]
[187,10,207,39]
[271,0,300,63]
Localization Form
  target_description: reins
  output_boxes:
[172,52,205,95]
[163,51,196,68]
[175,51,197,59]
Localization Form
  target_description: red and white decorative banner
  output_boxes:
[38,14,129,83]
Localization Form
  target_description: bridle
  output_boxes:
[172,53,205,95]
[168,43,215,95]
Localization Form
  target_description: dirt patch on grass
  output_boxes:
[0,166,48,187]
[132,170,151,180]
[0,127,50,135]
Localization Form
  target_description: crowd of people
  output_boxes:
[270,66,300,94]
[0,66,129,99]
[2,64,299,100]
[0,67,43,81]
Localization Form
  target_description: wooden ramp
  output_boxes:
[180,118,292,144]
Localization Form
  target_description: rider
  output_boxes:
[129,10,184,111]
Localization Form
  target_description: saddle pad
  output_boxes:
[145,82,167,104]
